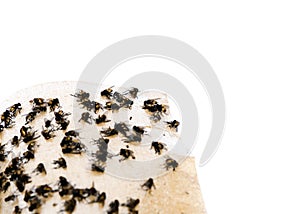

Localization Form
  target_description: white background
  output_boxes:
[1,1,300,213]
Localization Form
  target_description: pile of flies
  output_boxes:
[150,141,167,155]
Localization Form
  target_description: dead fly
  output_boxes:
[0,172,10,192]
[123,87,139,98]
[25,111,38,124]
[119,148,136,162]
[114,122,130,136]
[113,91,134,109]
[44,118,53,128]
[166,120,180,132]
[8,103,22,117]
[27,141,37,152]
[53,157,67,169]
[1,110,15,128]
[81,100,103,113]
[143,98,168,114]
[33,163,47,175]
[11,136,20,146]
[79,112,93,124]
[150,141,167,155]
[13,206,23,214]
[54,109,71,130]
[91,144,109,163]
[71,90,90,102]
[72,188,90,201]
[62,198,76,213]
[28,195,42,212]
[101,127,118,137]
[20,126,40,143]
[107,200,119,214]
[95,114,111,124]
[22,150,35,163]
[65,130,80,137]
[15,173,32,192]
[121,198,140,213]
[47,98,60,111]
[164,157,179,171]
[141,178,156,192]
[4,192,18,202]
[57,176,74,197]
[91,162,105,173]
[93,101,103,113]
[60,136,85,154]
[104,101,120,111]
[101,87,114,99]
[122,134,142,144]
[31,98,45,106]
[0,143,10,161]
[41,127,56,140]
[35,184,53,198]
[30,98,47,112]
[0,124,4,132]
[90,191,106,205]
[133,126,146,135]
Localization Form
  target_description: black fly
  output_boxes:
[95,114,111,125]
[33,163,47,175]
[101,127,118,137]
[166,120,180,132]
[101,87,114,99]
[53,157,67,169]
[107,200,119,214]
[141,178,156,192]
[79,112,93,124]
[119,148,135,161]
[164,157,178,171]
[121,198,140,214]
[150,141,167,155]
